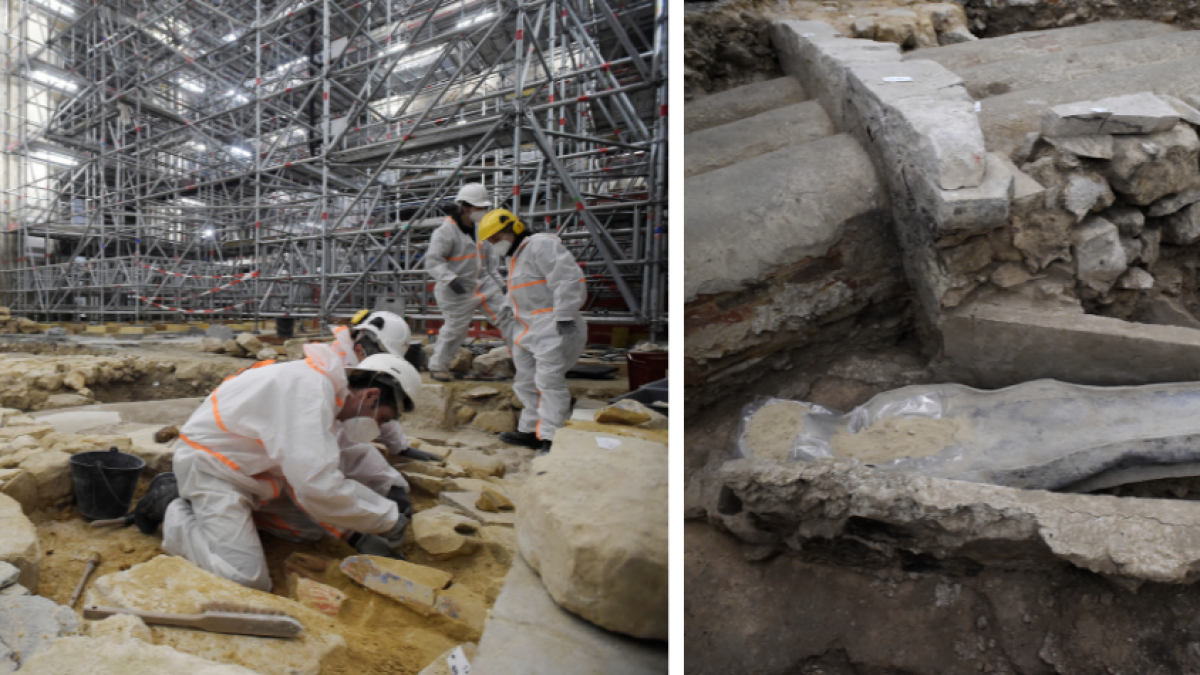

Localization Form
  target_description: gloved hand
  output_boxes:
[399,447,441,462]
[556,320,577,337]
[381,512,409,549]
[448,278,467,295]
[386,485,413,518]
[350,533,403,559]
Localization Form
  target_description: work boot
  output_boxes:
[539,440,552,454]
[498,431,541,449]
[430,370,452,382]
[132,472,179,535]
[347,532,406,561]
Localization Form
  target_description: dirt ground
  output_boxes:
[28,467,516,675]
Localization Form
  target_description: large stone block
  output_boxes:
[517,429,667,640]
[1042,93,1180,137]
[1163,201,1200,245]
[684,101,836,179]
[4,451,74,511]
[684,134,887,302]
[0,494,39,591]
[412,506,482,560]
[18,636,260,674]
[1073,216,1127,292]
[86,556,344,675]
[409,383,452,430]
[0,594,78,670]
[684,77,806,135]
[1101,123,1200,205]
[717,458,1200,584]
[471,556,666,675]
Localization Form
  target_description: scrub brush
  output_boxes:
[83,601,304,638]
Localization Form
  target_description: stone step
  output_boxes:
[684,76,806,135]
[956,31,1200,100]
[684,100,836,179]
[684,133,886,303]
[941,302,1200,389]
[905,20,1180,72]
[977,55,1200,158]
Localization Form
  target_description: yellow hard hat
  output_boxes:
[478,209,525,241]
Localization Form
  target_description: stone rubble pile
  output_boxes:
[935,91,1200,324]
[849,3,976,48]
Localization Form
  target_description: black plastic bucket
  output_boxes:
[70,448,145,520]
[276,317,295,339]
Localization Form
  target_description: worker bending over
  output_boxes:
[424,183,514,381]
[328,309,436,461]
[479,209,587,452]
[139,347,422,591]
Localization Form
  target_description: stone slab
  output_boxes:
[471,556,667,675]
[684,134,886,302]
[942,302,1200,389]
[18,636,260,674]
[684,77,807,135]
[1042,92,1179,137]
[978,55,1200,158]
[0,594,78,669]
[0,483,44,592]
[340,555,452,615]
[86,556,344,675]
[684,100,836,179]
[906,20,1181,71]
[717,457,1200,584]
[36,411,122,434]
[440,491,516,526]
[910,152,1013,233]
[956,31,1200,100]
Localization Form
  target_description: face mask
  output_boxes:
[343,416,381,443]
[344,395,381,443]
[470,210,486,225]
[492,239,511,257]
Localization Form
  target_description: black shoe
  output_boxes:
[538,440,552,454]
[348,532,407,560]
[499,431,541,449]
[132,472,178,535]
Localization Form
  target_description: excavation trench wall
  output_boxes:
[962,0,1200,37]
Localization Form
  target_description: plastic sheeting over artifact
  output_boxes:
[737,379,1200,491]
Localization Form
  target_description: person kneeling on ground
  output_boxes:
[478,208,588,453]
[133,346,422,591]
[328,309,439,462]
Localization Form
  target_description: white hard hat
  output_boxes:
[455,183,491,208]
[351,354,422,413]
[353,310,412,357]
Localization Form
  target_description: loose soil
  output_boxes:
[743,401,810,461]
[831,416,974,463]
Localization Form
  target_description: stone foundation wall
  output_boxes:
[961,0,1197,37]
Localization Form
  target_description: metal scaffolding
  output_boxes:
[0,0,667,337]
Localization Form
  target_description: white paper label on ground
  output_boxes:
[1091,108,1110,113]
[882,76,913,82]
[448,646,471,675]
[596,437,622,450]
[801,33,815,37]
[974,101,981,112]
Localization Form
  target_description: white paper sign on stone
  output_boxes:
[882,76,913,82]
[447,646,471,675]
[596,437,622,450]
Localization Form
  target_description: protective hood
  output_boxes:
[302,342,351,406]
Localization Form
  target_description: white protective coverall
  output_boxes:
[425,217,512,371]
[162,343,406,591]
[328,324,410,455]
[507,233,588,442]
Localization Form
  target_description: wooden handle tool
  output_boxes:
[67,552,101,608]
[82,602,304,638]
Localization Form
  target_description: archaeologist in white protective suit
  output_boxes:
[424,182,515,381]
[143,349,422,591]
[327,309,438,461]
[478,209,587,452]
